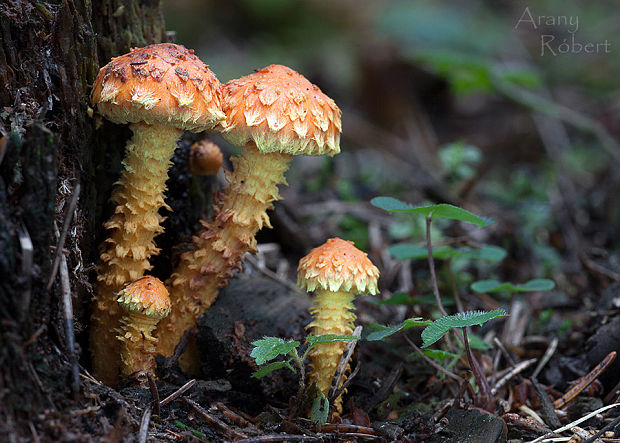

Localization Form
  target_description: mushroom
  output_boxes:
[189,140,223,176]
[90,43,225,384]
[297,238,380,415]
[155,64,342,360]
[116,276,171,379]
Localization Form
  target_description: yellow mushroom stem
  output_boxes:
[91,122,182,385]
[117,311,163,378]
[307,290,356,415]
[155,143,292,358]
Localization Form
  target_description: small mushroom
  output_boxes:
[90,43,225,384]
[155,65,342,360]
[297,238,380,415]
[189,140,223,176]
[116,276,171,379]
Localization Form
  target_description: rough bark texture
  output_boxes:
[0,0,167,436]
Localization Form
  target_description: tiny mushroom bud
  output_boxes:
[189,140,223,176]
[297,238,380,416]
[90,43,225,385]
[117,276,171,379]
[156,65,342,362]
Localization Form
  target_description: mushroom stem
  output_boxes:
[117,312,161,378]
[307,290,356,415]
[91,122,182,385]
[155,144,292,358]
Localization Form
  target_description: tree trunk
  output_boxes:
[0,0,167,436]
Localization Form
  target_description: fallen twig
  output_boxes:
[60,252,79,398]
[527,402,620,443]
[532,338,558,379]
[245,253,303,295]
[138,405,152,443]
[159,379,196,407]
[146,372,161,417]
[491,358,537,395]
[328,326,362,402]
[47,182,80,290]
[553,351,616,409]
[236,436,321,443]
[184,397,248,440]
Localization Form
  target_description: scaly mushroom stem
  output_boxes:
[117,312,161,378]
[307,290,356,415]
[91,122,182,385]
[155,144,292,357]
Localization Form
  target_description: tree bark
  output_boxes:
[0,0,167,436]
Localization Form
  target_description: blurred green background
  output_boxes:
[164,0,620,279]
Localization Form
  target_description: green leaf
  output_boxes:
[366,318,432,341]
[371,197,493,227]
[306,334,359,346]
[389,244,506,262]
[250,337,300,365]
[310,391,329,429]
[376,292,456,307]
[421,309,507,348]
[251,360,296,379]
[466,334,492,350]
[471,279,555,294]
[421,349,460,363]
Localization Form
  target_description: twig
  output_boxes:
[531,377,562,429]
[582,414,620,443]
[580,254,620,282]
[235,436,320,443]
[47,182,80,290]
[553,351,616,409]
[146,372,161,417]
[532,338,558,379]
[245,253,303,295]
[364,364,402,411]
[491,358,537,395]
[138,405,152,443]
[18,224,33,321]
[328,326,362,401]
[493,337,518,367]
[162,328,196,373]
[331,362,361,404]
[184,397,248,440]
[215,402,252,428]
[60,252,79,399]
[527,403,620,443]
[159,379,196,407]
[402,334,464,384]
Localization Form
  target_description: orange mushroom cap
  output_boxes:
[189,140,223,175]
[220,64,341,156]
[117,276,171,319]
[91,43,225,132]
[297,238,379,294]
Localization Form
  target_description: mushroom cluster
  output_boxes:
[90,48,349,387]
[90,43,224,384]
[154,65,342,361]
[297,238,380,414]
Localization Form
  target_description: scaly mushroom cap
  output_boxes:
[220,64,341,156]
[117,276,171,319]
[297,238,379,294]
[91,43,225,132]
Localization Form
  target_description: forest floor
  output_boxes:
[20,134,620,442]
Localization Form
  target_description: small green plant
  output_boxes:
[370,196,557,411]
[250,334,358,427]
